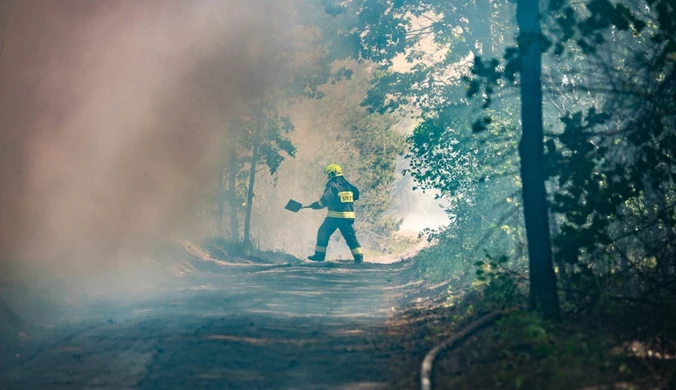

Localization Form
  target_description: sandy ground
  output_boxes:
[0,259,418,390]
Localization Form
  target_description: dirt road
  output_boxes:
[1,260,415,390]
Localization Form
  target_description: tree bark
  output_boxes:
[243,138,260,246]
[227,143,240,242]
[516,0,561,320]
[549,209,573,302]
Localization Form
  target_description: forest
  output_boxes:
[1,0,675,389]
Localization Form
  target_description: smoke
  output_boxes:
[245,72,450,259]
[389,117,450,234]
[0,0,297,272]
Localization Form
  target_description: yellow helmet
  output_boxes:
[324,163,343,177]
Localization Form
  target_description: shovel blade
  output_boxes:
[284,199,303,212]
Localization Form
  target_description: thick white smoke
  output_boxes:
[0,0,297,271]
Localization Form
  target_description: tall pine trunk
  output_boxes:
[516,0,560,320]
[227,143,240,242]
[243,138,260,246]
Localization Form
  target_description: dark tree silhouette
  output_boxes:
[516,0,560,320]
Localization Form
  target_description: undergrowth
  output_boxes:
[404,248,676,389]
[430,268,676,389]
[413,243,475,285]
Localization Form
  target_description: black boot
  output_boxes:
[308,253,325,262]
[354,254,363,264]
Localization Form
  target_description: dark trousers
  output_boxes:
[314,218,363,258]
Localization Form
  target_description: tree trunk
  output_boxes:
[516,0,560,320]
[227,144,240,242]
[217,159,225,236]
[243,139,260,246]
[549,209,573,302]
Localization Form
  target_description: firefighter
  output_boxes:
[307,164,364,263]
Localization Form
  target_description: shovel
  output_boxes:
[284,199,310,212]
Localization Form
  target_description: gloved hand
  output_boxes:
[309,201,322,210]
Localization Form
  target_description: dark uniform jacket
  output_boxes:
[318,176,360,219]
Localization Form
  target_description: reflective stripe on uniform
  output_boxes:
[315,246,327,253]
[318,199,324,207]
[327,211,355,219]
[351,247,364,255]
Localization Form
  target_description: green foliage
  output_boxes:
[409,111,526,292]
[317,0,676,386]
[331,0,676,322]
[532,0,676,315]
[483,311,614,389]
[213,1,363,243]
[304,67,408,249]
[242,66,409,254]
[414,239,475,284]
[322,0,530,282]
[446,306,667,389]
[406,110,520,198]
[222,104,298,240]
[348,111,407,238]
[473,254,524,310]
